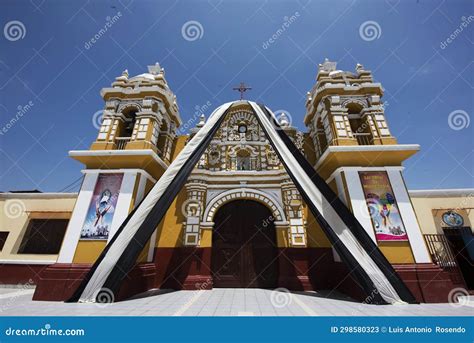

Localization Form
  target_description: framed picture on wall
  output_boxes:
[80,173,124,240]
[359,171,408,242]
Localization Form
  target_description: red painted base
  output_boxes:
[0,263,51,285]
[33,263,156,302]
[27,248,461,303]
[153,246,368,300]
[154,247,213,290]
[393,263,459,303]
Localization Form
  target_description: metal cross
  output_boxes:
[232,82,252,100]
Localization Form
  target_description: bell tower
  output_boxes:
[56,63,181,266]
[305,59,431,266]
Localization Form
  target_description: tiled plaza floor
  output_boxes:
[0,288,472,316]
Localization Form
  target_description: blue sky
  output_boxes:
[0,0,472,192]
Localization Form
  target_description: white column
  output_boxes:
[344,169,378,242]
[57,172,99,263]
[107,171,138,243]
[386,170,431,263]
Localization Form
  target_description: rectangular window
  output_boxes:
[0,232,9,251]
[18,219,69,254]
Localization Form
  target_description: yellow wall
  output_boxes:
[0,194,76,262]
[379,241,415,263]
[304,208,332,248]
[152,135,189,248]
[155,189,187,248]
[410,191,474,235]
[72,241,107,263]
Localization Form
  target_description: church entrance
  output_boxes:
[211,200,278,288]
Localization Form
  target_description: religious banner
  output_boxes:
[359,171,408,241]
[80,173,124,240]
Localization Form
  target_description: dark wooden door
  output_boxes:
[443,227,474,289]
[212,200,278,288]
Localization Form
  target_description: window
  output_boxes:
[236,150,251,170]
[18,219,69,254]
[121,109,137,138]
[0,232,9,251]
[347,102,372,145]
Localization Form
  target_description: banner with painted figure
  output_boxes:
[80,173,124,240]
[359,171,408,241]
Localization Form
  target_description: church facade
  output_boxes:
[1,60,472,303]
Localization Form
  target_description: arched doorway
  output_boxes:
[211,200,278,288]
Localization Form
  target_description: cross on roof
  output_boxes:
[232,82,252,100]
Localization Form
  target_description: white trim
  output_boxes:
[0,193,77,199]
[386,170,431,263]
[315,144,420,170]
[343,169,377,242]
[333,172,348,205]
[108,172,138,243]
[203,188,286,223]
[81,169,156,183]
[326,166,404,184]
[189,169,290,182]
[0,259,56,265]
[206,183,287,189]
[409,188,474,197]
[57,173,99,263]
[69,149,168,170]
[201,220,289,229]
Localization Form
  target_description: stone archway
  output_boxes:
[202,188,286,225]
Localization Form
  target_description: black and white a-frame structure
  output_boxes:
[68,101,417,305]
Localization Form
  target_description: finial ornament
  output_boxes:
[148,62,162,75]
[197,114,206,128]
[279,113,290,127]
[320,58,337,72]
